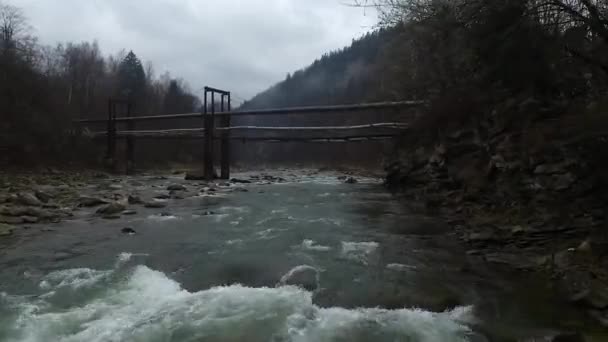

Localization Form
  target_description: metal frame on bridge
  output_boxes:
[74,86,425,180]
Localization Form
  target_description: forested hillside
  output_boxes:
[234,28,406,166]
[241,28,400,110]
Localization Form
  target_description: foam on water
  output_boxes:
[146,214,179,222]
[301,239,332,252]
[0,259,476,342]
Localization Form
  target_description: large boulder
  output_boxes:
[96,202,127,215]
[14,193,43,207]
[34,190,53,203]
[279,265,319,291]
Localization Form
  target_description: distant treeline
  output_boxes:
[0,2,200,165]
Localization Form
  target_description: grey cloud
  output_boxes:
[16,0,377,102]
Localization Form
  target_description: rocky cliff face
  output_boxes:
[385,100,608,325]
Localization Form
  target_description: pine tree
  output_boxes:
[118,50,146,99]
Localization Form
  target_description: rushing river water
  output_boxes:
[0,171,601,341]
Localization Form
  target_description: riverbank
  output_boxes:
[385,117,608,331]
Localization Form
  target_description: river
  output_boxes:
[0,171,600,341]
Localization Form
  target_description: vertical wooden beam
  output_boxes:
[126,101,135,174]
[106,99,117,171]
[204,89,215,180]
[220,93,231,179]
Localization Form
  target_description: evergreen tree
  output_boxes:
[118,50,146,99]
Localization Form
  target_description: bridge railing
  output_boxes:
[73,86,426,178]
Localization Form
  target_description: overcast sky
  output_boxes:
[16,0,377,103]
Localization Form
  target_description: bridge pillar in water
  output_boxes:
[203,89,215,180]
[220,93,231,180]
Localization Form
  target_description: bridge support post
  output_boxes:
[220,93,231,180]
[105,100,117,171]
[126,101,135,175]
[203,89,215,180]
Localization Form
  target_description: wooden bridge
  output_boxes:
[75,86,425,180]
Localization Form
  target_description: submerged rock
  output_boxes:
[279,265,319,291]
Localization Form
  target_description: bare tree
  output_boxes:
[0,1,28,53]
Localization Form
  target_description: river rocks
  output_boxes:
[144,200,168,209]
[570,287,608,310]
[79,196,109,207]
[279,265,319,291]
[34,190,53,203]
[534,163,570,175]
[576,240,592,253]
[167,184,187,191]
[21,216,39,224]
[344,177,358,184]
[108,184,123,191]
[122,210,137,215]
[128,195,144,205]
[467,231,497,243]
[14,192,43,207]
[551,332,585,342]
[96,202,127,215]
[154,193,171,200]
[121,227,136,235]
[0,216,24,224]
[230,178,251,184]
[0,223,15,236]
[553,173,577,191]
